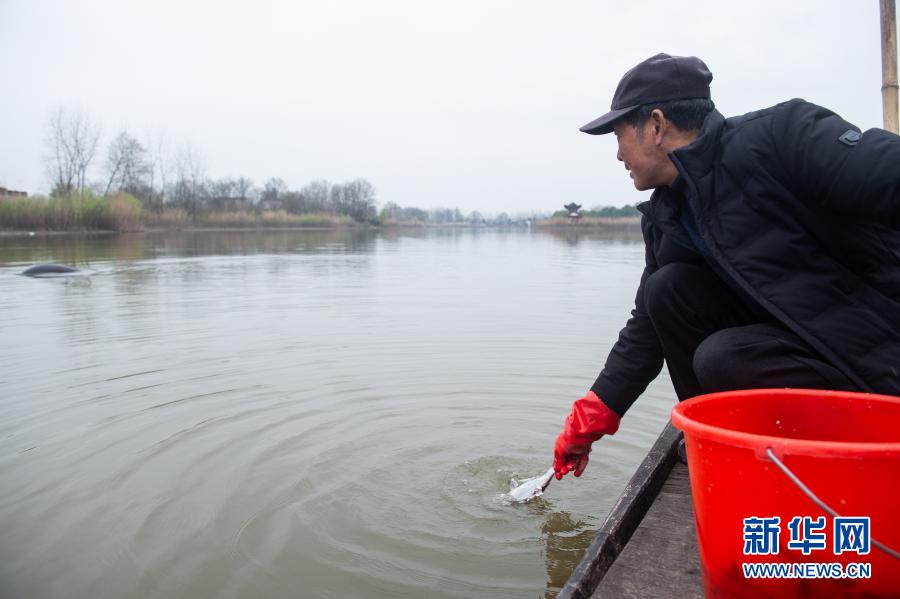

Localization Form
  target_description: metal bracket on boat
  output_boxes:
[765,448,900,560]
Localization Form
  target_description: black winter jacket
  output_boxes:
[592,99,900,416]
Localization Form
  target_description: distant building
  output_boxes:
[563,202,582,222]
[0,187,28,199]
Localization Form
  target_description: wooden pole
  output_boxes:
[881,0,899,133]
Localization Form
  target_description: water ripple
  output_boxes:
[0,229,669,599]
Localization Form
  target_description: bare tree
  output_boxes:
[171,143,206,217]
[103,131,149,197]
[44,107,101,197]
[339,178,377,221]
[45,108,75,196]
[300,179,332,212]
[329,183,346,213]
[261,177,287,200]
[235,176,254,201]
[207,176,240,211]
[208,177,237,198]
[259,177,288,210]
[146,134,170,211]
[74,115,101,196]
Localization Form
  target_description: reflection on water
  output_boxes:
[542,511,598,598]
[538,226,644,247]
[0,226,645,267]
[0,229,382,265]
[0,228,674,599]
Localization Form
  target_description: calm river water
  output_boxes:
[0,228,675,599]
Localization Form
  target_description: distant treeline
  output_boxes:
[0,106,639,231]
[0,191,639,231]
[550,205,640,218]
[380,203,511,225]
[25,106,380,227]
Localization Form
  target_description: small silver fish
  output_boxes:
[507,467,555,503]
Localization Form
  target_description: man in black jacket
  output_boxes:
[553,53,900,480]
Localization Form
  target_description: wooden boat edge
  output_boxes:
[558,422,683,599]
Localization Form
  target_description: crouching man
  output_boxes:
[554,53,900,479]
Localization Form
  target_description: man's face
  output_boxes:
[612,120,673,191]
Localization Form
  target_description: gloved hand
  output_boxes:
[553,391,621,479]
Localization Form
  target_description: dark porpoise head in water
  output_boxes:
[21,264,81,277]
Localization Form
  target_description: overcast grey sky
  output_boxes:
[1,0,895,215]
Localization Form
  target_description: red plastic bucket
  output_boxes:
[671,389,900,598]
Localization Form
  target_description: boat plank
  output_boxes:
[590,462,704,598]
[558,423,682,599]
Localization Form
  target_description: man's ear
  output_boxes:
[649,108,667,145]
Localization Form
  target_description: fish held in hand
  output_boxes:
[506,467,555,503]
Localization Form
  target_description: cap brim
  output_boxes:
[579,105,639,135]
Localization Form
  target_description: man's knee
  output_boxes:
[693,329,746,392]
[644,262,707,322]
[695,324,857,394]
[693,326,789,393]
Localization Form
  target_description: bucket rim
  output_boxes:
[670,388,900,458]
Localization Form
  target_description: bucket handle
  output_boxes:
[765,448,899,560]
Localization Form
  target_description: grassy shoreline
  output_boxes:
[1,218,642,235]
[1,194,641,234]
[0,194,363,233]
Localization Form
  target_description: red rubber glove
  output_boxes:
[553,391,621,479]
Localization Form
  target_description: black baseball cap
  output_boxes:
[580,53,713,135]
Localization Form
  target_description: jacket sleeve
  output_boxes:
[771,99,900,227]
[590,218,665,417]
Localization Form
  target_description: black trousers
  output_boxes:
[644,263,858,400]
